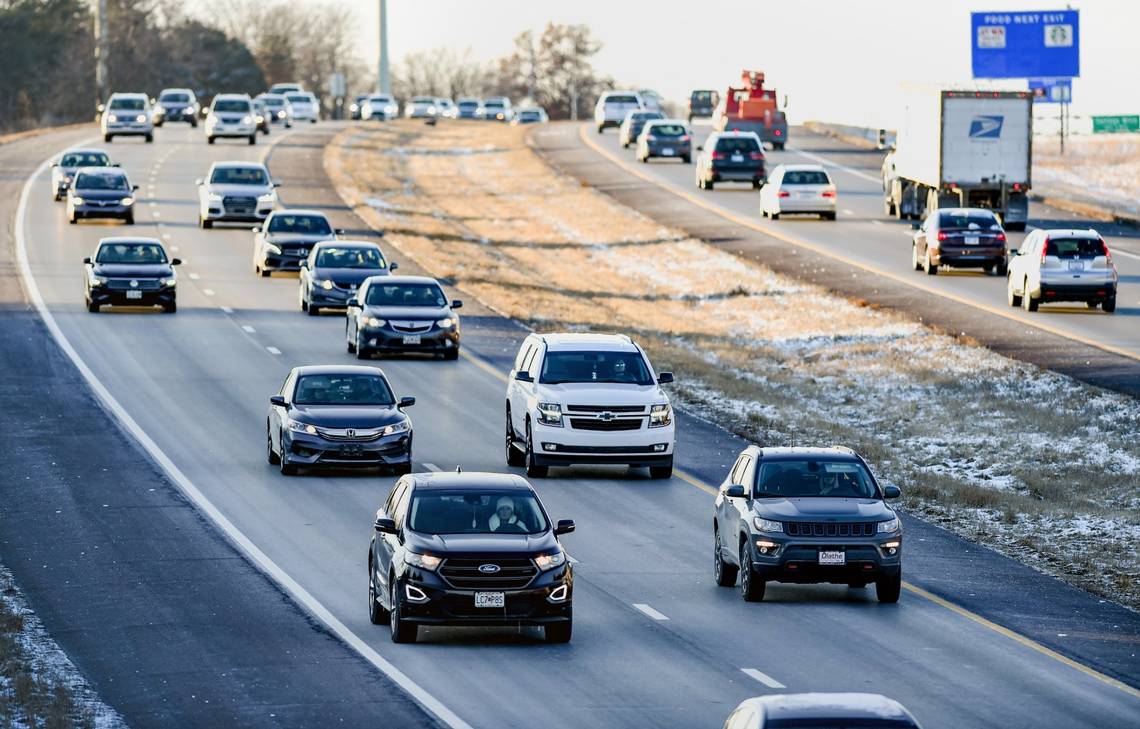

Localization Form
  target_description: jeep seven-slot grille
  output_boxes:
[785,522,876,538]
[439,558,537,589]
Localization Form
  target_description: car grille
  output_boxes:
[278,245,311,257]
[439,558,537,590]
[107,279,162,291]
[566,405,645,413]
[391,320,432,333]
[223,196,256,214]
[569,418,643,431]
[315,427,383,442]
[785,522,876,538]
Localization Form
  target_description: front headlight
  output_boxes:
[535,551,566,571]
[120,197,134,205]
[160,277,176,287]
[135,114,146,123]
[277,110,286,118]
[287,418,317,435]
[537,402,563,427]
[207,192,223,202]
[435,318,455,328]
[381,419,411,437]
[404,551,441,571]
[320,279,334,290]
[184,106,194,115]
[71,197,85,205]
[364,316,385,328]
[649,403,672,428]
[427,106,436,114]
[754,517,783,534]
[242,116,252,124]
[257,192,276,202]
[90,275,108,286]
[878,517,900,533]
[107,114,118,122]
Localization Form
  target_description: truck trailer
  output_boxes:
[882,88,1032,230]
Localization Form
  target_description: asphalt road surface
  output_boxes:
[12,121,1140,728]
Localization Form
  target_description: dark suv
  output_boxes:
[368,471,575,643]
[712,446,903,603]
[695,131,766,190]
[911,207,1008,276]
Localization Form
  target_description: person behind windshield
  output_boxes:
[489,496,524,533]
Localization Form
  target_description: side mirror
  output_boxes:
[696,145,703,151]
[97,103,105,113]
[346,297,360,308]
[657,372,674,384]
[911,222,920,230]
[194,178,204,186]
[171,258,182,266]
[725,484,746,499]
[335,228,347,235]
[398,396,416,409]
[132,184,139,191]
[388,261,398,271]
[883,485,901,500]
[450,299,463,309]
[51,161,59,167]
[514,370,533,382]
[1009,249,1019,257]
[554,519,575,536]
[82,256,92,264]
[374,517,397,534]
[298,260,307,268]
[200,108,209,117]
[269,395,286,407]
[272,181,282,187]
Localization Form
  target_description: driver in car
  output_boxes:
[489,496,525,533]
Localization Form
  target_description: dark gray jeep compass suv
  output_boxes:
[712,446,902,603]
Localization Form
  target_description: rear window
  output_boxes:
[647,123,686,137]
[605,95,639,104]
[938,212,999,229]
[715,137,761,154]
[782,170,831,185]
[691,91,714,103]
[1046,237,1104,259]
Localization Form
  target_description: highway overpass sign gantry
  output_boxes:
[971,9,1080,79]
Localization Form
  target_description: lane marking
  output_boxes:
[15,147,473,729]
[202,288,215,297]
[742,668,786,689]
[220,305,234,314]
[265,346,281,355]
[241,325,256,334]
[787,147,878,183]
[152,211,161,218]
[577,124,1140,364]
[188,272,200,280]
[632,603,669,621]
[422,462,441,472]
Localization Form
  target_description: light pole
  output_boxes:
[94,0,108,112]
[378,0,390,94]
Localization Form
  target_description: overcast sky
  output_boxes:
[334,0,1135,129]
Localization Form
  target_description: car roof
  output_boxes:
[645,118,687,126]
[710,130,760,138]
[536,332,637,352]
[159,88,193,94]
[75,166,125,176]
[109,92,147,99]
[97,236,163,246]
[776,164,828,172]
[938,207,996,215]
[61,147,109,156]
[744,446,861,462]
[313,239,381,251]
[603,90,641,97]
[210,161,268,170]
[1039,228,1102,239]
[214,93,251,100]
[269,208,328,218]
[291,364,388,377]
[744,693,915,722]
[410,471,533,491]
[363,274,441,285]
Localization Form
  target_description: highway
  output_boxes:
[13,122,1140,728]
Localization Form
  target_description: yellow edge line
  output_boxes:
[576,123,1140,364]
[458,318,1138,699]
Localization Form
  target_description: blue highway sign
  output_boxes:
[972,10,1080,78]
[1029,77,1072,104]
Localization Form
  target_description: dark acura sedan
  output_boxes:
[300,240,396,315]
[713,446,903,603]
[636,119,692,163]
[368,471,575,643]
[253,209,339,276]
[51,148,111,201]
[267,365,415,475]
[84,237,180,313]
[346,276,462,360]
[912,207,1008,276]
[67,167,138,224]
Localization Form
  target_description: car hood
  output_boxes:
[206,183,272,197]
[91,263,172,277]
[362,305,451,319]
[313,267,387,284]
[754,498,893,521]
[537,382,665,405]
[265,232,335,245]
[289,404,405,428]
[410,531,558,556]
[73,189,130,200]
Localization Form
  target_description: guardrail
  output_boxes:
[804,121,896,150]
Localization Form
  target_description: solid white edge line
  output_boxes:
[632,603,669,621]
[741,668,786,689]
[15,143,472,729]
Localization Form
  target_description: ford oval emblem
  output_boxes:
[478,564,500,574]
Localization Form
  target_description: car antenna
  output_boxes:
[455,465,462,473]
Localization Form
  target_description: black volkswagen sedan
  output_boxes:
[253,209,339,276]
[300,240,396,315]
[67,167,138,224]
[267,365,415,475]
[713,446,903,603]
[368,471,575,643]
[84,237,180,313]
[346,276,462,360]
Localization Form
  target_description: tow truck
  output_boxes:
[712,70,789,150]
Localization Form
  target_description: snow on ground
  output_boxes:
[1034,134,1140,217]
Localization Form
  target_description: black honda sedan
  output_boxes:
[300,240,396,315]
[368,471,575,643]
[84,237,180,313]
[346,276,462,360]
[267,365,415,475]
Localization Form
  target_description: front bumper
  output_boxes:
[207,123,256,137]
[88,284,174,307]
[530,419,675,467]
[73,202,132,219]
[104,122,152,136]
[284,430,411,468]
[396,567,572,627]
[746,533,901,584]
[308,285,358,307]
[204,201,274,222]
[931,246,1007,268]
[157,109,196,123]
[358,325,460,353]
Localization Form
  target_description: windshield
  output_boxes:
[210,167,267,185]
[160,93,190,103]
[286,94,309,104]
[519,111,540,119]
[766,721,916,729]
[315,246,384,269]
[109,98,145,110]
[370,96,393,104]
[938,212,999,229]
[213,99,250,112]
[95,243,167,264]
[647,123,686,137]
[267,214,331,235]
[365,283,446,307]
[75,172,128,190]
[61,152,109,167]
[782,170,831,185]
[754,460,879,499]
[412,97,434,103]
[409,491,549,535]
[293,374,394,406]
[540,351,653,385]
[261,96,284,107]
[632,112,663,122]
[716,137,761,153]
[458,101,479,108]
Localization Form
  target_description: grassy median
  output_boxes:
[325,119,1140,609]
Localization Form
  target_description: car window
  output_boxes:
[392,484,412,526]
[292,374,394,406]
[384,480,407,519]
[539,351,654,386]
[514,343,534,371]
[647,123,687,136]
[61,152,109,167]
[691,91,714,104]
[95,243,167,264]
[408,490,549,535]
[938,211,1000,230]
[160,93,190,103]
[715,137,761,154]
[1046,237,1103,259]
[267,214,332,235]
[75,171,128,190]
[605,95,639,104]
[315,246,384,269]
[213,99,250,112]
[287,94,308,103]
[782,170,831,185]
[109,98,145,110]
[210,167,268,185]
[755,460,878,499]
[733,457,753,485]
[364,283,446,307]
[728,456,747,486]
[261,96,283,107]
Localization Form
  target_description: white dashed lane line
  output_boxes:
[266,346,282,355]
[632,603,669,621]
[742,668,786,689]
[422,463,441,472]
[188,272,200,280]
[202,289,215,296]
[241,325,256,333]
[220,306,234,314]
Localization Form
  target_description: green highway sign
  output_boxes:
[1092,115,1139,133]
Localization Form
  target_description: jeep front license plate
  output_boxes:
[475,592,505,608]
[402,335,421,345]
[818,550,845,566]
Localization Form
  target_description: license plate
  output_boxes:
[402,335,421,345]
[965,236,979,245]
[731,154,744,162]
[661,148,674,156]
[125,290,142,300]
[819,550,846,566]
[1068,260,1085,271]
[475,592,505,608]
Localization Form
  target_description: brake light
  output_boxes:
[711,152,725,160]
[778,190,790,198]
[646,135,657,142]
[680,135,691,142]
[995,232,1006,242]
[821,190,836,198]
[1041,238,1050,261]
[1101,239,1112,262]
[773,129,782,136]
[937,231,948,242]
[749,152,763,160]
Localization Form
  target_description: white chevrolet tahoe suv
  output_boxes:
[505,333,676,479]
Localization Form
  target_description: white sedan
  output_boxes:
[759,164,837,221]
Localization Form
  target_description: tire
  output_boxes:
[68,213,77,224]
[52,191,61,202]
[996,261,1008,277]
[103,134,112,143]
[713,529,738,587]
[389,581,417,643]
[307,303,320,316]
[774,143,785,151]
[824,212,837,221]
[124,213,134,225]
[911,244,922,272]
[876,569,902,603]
[885,199,897,217]
[924,250,938,275]
[392,460,413,476]
[752,180,762,190]
[260,268,270,278]
[706,179,714,190]
[442,348,459,360]
[202,218,212,229]
[983,264,995,275]
[207,136,215,145]
[769,212,779,220]
[190,120,197,128]
[145,134,153,143]
[682,155,691,164]
[524,422,548,478]
[506,409,525,466]
[597,125,604,134]
[346,324,357,353]
[86,300,99,313]
[266,426,280,464]
[162,300,176,313]
[154,120,163,128]
[355,330,370,359]
[544,618,572,644]
[649,458,673,479]
[279,436,298,475]
[739,544,766,602]
[249,135,257,146]
[621,141,629,149]
[1102,296,1116,313]
[368,564,388,625]
[1022,279,1038,312]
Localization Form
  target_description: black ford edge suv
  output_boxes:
[713,446,903,603]
[368,471,575,644]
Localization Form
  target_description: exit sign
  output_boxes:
[1092,115,1140,134]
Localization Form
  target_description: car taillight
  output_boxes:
[749,152,763,160]
[778,190,790,198]
[995,232,1006,242]
[646,135,657,142]
[1041,238,1050,261]
[937,231,948,242]
[821,189,836,198]
[680,135,691,142]
[711,152,725,160]
[773,129,782,136]
[1101,239,1112,262]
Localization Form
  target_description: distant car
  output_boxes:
[479,97,513,122]
[759,164,836,220]
[912,208,1007,276]
[267,365,415,476]
[349,94,369,120]
[456,98,481,120]
[713,446,903,603]
[405,96,438,119]
[257,93,293,127]
[636,119,692,163]
[638,89,665,113]
[197,162,278,228]
[619,110,665,148]
[251,98,272,135]
[695,131,766,190]
[205,94,258,145]
[1007,229,1118,313]
[100,93,153,143]
[723,694,922,729]
[83,237,180,313]
[362,94,398,121]
[368,471,575,644]
[594,91,644,133]
[268,83,303,96]
[252,209,338,276]
[300,240,395,314]
[67,167,138,224]
[51,148,111,201]
[511,107,548,125]
[346,275,462,360]
[286,92,319,123]
[436,98,457,119]
[152,88,199,127]
[687,89,719,122]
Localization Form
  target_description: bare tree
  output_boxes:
[391,47,494,101]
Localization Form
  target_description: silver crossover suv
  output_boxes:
[197,162,278,228]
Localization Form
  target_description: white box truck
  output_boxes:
[882,88,1032,230]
